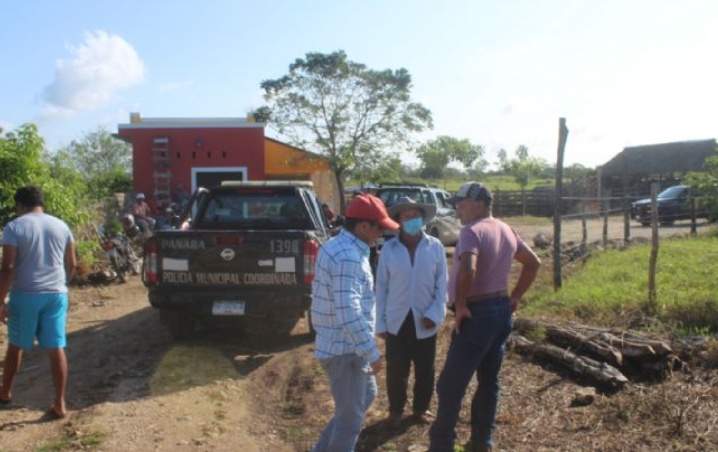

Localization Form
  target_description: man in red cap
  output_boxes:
[310,193,399,452]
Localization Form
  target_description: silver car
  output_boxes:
[425,187,461,246]
[375,184,461,247]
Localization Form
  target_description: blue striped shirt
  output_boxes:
[311,229,381,362]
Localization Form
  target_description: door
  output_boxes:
[192,167,247,191]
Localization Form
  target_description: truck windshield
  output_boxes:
[195,190,314,230]
[658,186,688,200]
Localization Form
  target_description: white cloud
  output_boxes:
[42,30,145,115]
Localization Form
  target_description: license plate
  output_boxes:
[212,301,245,316]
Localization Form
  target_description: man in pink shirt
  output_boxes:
[429,182,541,452]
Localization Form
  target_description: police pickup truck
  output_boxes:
[142,181,331,340]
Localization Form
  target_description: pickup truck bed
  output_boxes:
[143,182,330,339]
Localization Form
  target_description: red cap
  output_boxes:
[345,194,400,230]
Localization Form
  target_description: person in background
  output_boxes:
[321,203,336,227]
[310,193,400,452]
[0,186,76,419]
[429,182,541,452]
[132,193,155,233]
[172,183,189,207]
[375,196,447,426]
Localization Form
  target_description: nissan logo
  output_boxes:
[220,248,236,261]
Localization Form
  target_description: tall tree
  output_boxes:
[415,136,485,187]
[498,145,548,215]
[256,50,432,210]
[0,124,90,227]
[59,127,132,199]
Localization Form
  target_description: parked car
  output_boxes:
[631,185,709,226]
[375,183,461,246]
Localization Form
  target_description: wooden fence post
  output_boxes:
[648,182,659,313]
[602,200,609,249]
[553,118,568,291]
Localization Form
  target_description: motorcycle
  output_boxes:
[97,225,142,283]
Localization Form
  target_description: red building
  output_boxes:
[117,113,340,211]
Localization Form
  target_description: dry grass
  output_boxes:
[245,318,718,451]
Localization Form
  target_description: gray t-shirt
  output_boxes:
[2,212,74,293]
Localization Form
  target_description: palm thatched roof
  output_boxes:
[601,139,717,177]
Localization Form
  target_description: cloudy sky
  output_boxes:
[2,0,717,169]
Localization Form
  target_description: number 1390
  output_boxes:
[270,239,300,254]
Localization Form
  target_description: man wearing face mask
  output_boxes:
[376,196,448,426]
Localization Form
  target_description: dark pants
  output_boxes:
[429,297,513,452]
[385,311,437,415]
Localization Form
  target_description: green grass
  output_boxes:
[523,232,718,334]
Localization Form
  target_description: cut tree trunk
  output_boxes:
[511,318,682,386]
[510,335,629,389]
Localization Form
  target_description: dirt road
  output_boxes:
[0,278,298,451]
[1,219,716,451]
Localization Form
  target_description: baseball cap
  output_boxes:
[447,182,492,206]
[345,193,400,230]
[136,193,146,200]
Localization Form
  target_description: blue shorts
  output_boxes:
[7,291,68,350]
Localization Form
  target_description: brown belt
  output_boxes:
[466,291,509,304]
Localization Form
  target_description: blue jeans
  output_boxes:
[313,354,378,452]
[429,297,513,452]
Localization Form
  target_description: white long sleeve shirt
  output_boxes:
[375,233,448,339]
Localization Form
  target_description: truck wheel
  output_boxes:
[161,310,194,341]
[307,310,316,337]
[430,228,440,240]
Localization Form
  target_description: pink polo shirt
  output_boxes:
[448,217,526,304]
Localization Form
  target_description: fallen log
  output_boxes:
[512,318,683,383]
[565,322,673,356]
[510,335,629,389]
[513,318,622,367]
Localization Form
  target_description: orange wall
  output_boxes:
[264,139,330,176]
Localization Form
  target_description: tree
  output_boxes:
[498,145,549,215]
[0,124,91,227]
[256,50,432,210]
[685,148,718,221]
[352,153,403,186]
[58,127,132,200]
[415,136,485,187]
[0,124,46,223]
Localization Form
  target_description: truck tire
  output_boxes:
[307,309,316,337]
[429,227,440,240]
[161,310,194,341]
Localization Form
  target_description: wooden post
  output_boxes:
[648,182,659,313]
[690,197,697,236]
[602,200,609,249]
[581,214,588,256]
[622,156,631,245]
[553,118,568,291]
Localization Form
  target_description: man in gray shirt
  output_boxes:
[0,186,76,419]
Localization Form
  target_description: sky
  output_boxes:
[2,0,717,170]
